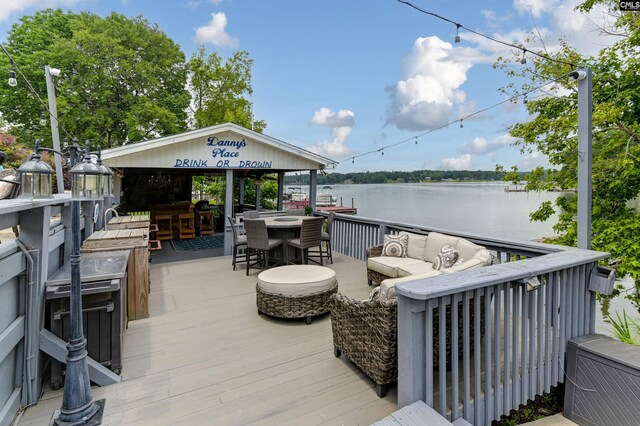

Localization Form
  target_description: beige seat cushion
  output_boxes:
[399,231,428,260]
[367,256,424,278]
[257,265,336,296]
[397,261,436,277]
[424,232,461,262]
[379,270,442,300]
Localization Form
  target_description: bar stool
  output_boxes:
[178,213,196,239]
[155,214,173,241]
[196,211,215,236]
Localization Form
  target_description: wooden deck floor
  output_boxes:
[18,253,397,425]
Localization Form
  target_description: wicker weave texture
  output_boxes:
[366,244,393,285]
[330,292,485,388]
[256,281,338,319]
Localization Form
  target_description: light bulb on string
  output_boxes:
[381,149,384,156]
[414,137,418,145]
[352,158,355,164]
[8,71,17,87]
[523,95,528,104]
[454,24,461,43]
[40,114,47,126]
[460,120,463,128]
[520,49,527,64]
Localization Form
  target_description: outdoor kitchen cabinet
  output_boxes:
[45,250,129,390]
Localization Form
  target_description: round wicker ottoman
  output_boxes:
[256,265,338,324]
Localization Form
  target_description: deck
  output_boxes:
[17,253,397,425]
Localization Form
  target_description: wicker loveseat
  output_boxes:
[331,231,491,398]
[366,231,492,286]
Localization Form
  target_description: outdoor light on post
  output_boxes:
[17,140,54,199]
[18,139,106,425]
[96,150,113,197]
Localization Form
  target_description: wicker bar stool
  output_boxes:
[244,219,283,275]
[227,215,247,271]
[321,212,335,264]
[286,216,324,265]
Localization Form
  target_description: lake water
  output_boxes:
[325,182,636,332]
[329,182,560,241]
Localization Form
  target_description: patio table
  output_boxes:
[261,216,308,263]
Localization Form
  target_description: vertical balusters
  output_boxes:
[484,286,493,424]
[528,286,536,399]
[474,288,482,424]
[426,300,435,407]
[463,290,471,421]
[552,270,560,384]
[522,286,529,402]
[544,272,553,392]
[494,284,502,419]
[513,281,521,410]
[438,296,448,416]
[537,275,544,395]
[452,292,460,420]
[569,266,577,339]
[504,282,512,414]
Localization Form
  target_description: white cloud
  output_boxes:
[461,134,515,155]
[439,154,472,170]
[0,0,84,21]
[513,0,558,18]
[386,36,473,131]
[481,9,511,29]
[307,107,355,158]
[193,12,238,48]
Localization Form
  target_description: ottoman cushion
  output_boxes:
[257,265,336,296]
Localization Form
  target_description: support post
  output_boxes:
[576,68,592,250]
[239,177,245,206]
[309,170,318,211]
[398,296,427,408]
[45,65,64,194]
[255,182,261,211]
[224,170,234,256]
[277,172,285,211]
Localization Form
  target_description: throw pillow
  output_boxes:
[382,234,408,258]
[433,244,458,270]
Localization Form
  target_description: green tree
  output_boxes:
[496,1,640,309]
[188,47,266,132]
[0,9,190,148]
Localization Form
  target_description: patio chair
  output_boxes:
[0,169,20,200]
[285,209,305,216]
[244,219,283,275]
[227,215,247,271]
[285,216,324,265]
[321,212,335,264]
[243,210,260,219]
[330,291,485,398]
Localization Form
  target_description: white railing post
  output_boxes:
[398,296,426,408]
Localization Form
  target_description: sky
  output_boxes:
[0,0,618,173]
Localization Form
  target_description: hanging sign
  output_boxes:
[173,136,272,169]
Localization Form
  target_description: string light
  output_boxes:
[521,49,527,64]
[414,137,418,145]
[8,71,17,87]
[396,0,576,68]
[455,24,461,43]
[0,43,78,141]
[459,119,463,128]
[336,72,573,165]
[40,114,47,126]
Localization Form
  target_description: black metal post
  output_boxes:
[52,145,104,425]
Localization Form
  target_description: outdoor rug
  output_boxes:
[171,235,224,252]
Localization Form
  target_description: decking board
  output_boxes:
[18,253,391,425]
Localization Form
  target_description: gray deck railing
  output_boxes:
[314,212,609,426]
[0,194,112,425]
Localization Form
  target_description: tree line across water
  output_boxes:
[285,169,527,185]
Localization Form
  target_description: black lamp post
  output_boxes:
[18,139,106,425]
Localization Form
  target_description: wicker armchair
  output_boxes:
[330,292,484,398]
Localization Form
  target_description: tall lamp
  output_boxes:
[19,140,106,425]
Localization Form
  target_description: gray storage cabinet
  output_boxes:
[45,251,129,390]
[564,334,640,426]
